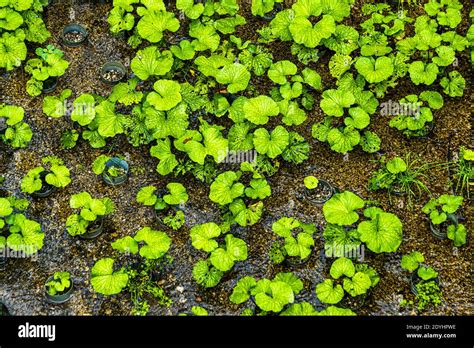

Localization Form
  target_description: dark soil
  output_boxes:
[0,0,472,316]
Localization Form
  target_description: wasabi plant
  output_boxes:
[238,43,273,76]
[191,222,247,288]
[388,91,444,137]
[315,257,379,306]
[304,176,319,190]
[243,95,280,125]
[440,71,465,97]
[45,272,72,296]
[269,0,352,48]
[312,77,381,154]
[355,56,394,84]
[401,251,425,273]
[105,226,173,315]
[66,192,115,237]
[253,126,289,159]
[21,156,71,195]
[251,0,282,17]
[92,154,129,185]
[42,89,72,118]
[60,129,79,150]
[322,191,403,253]
[0,104,32,148]
[208,169,270,228]
[112,227,172,260]
[209,171,245,205]
[424,0,463,29]
[400,253,442,312]
[422,194,466,246]
[69,94,132,147]
[0,0,50,70]
[229,272,303,313]
[136,183,188,230]
[25,45,69,96]
[130,46,174,81]
[0,196,43,255]
[109,78,144,106]
[282,303,356,316]
[90,258,129,296]
[271,217,315,261]
[108,0,180,47]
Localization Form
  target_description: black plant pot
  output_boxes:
[100,61,126,85]
[32,171,56,198]
[0,118,7,133]
[285,254,311,267]
[62,24,88,47]
[45,276,74,304]
[429,214,459,240]
[410,271,440,296]
[410,122,434,139]
[221,92,238,104]
[0,302,10,316]
[150,267,164,282]
[391,183,405,196]
[78,216,104,240]
[168,35,189,45]
[302,179,335,205]
[102,157,129,186]
[42,76,58,94]
[340,292,367,311]
[262,2,283,21]
[155,205,181,229]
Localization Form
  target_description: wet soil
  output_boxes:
[0,0,472,316]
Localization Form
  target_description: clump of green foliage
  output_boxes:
[229,272,303,313]
[136,183,188,230]
[451,147,473,199]
[0,0,50,71]
[25,45,69,96]
[66,192,115,236]
[422,194,466,246]
[92,226,173,315]
[315,257,379,307]
[0,104,32,148]
[388,91,444,137]
[322,190,403,254]
[271,217,315,261]
[45,272,72,296]
[0,195,43,255]
[400,251,442,312]
[369,154,434,207]
[190,222,248,288]
[21,156,71,194]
